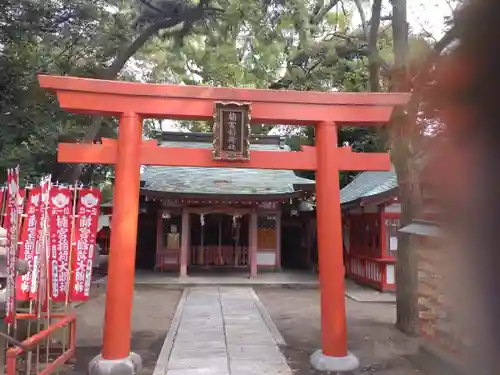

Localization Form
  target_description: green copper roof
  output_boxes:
[140,137,315,196]
[340,170,397,204]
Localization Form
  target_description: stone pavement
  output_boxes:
[153,287,292,375]
[344,279,396,303]
[94,270,318,288]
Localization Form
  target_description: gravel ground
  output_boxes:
[256,288,424,375]
[63,285,182,375]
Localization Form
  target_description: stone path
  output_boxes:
[344,280,396,303]
[95,270,318,288]
[153,287,292,375]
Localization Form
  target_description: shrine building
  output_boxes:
[340,170,399,291]
[131,131,316,276]
[341,167,439,292]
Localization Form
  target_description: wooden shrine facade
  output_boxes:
[343,196,399,292]
[340,170,441,292]
[135,131,315,276]
[152,198,287,274]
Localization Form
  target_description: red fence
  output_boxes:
[5,313,76,375]
[346,254,396,292]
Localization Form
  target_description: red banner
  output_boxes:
[29,177,50,301]
[47,186,73,302]
[16,188,41,301]
[5,168,19,323]
[70,188,101,301]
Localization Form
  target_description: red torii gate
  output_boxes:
[38,75,409,374]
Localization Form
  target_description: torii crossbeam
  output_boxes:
[39,75,409,375]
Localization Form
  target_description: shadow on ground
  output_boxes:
[62,331,165,375]
[60,286,182,375]
[256,288,423,375]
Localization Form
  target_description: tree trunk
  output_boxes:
[66,17,185,182]
[393,134,421,336]
[366,0,382,92]
[390,0,420,336]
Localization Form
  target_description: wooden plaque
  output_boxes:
[212,102,251,161]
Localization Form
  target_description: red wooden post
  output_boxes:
[249,212,258,277]
[380,210,387,258]
[102,113,142,360]
[180,211,189,277]
[314,122,348,357]
[155,210,163,271]
[276,211,282,270]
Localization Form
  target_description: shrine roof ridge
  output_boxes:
[140,136,315,196]
[340,170,398,205]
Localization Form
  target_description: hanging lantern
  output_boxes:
[298,200,314,212]
[200,214,205,226]
[162,211,171,219]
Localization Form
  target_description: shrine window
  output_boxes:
[348,214,381,258]
[384,217,400,258]
[257,214,277,250]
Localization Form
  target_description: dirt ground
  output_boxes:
[63,285,182,375]
[256,288,424,375]
[58,285,424,375]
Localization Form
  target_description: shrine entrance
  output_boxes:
[188,213,250,271]
[38,75,408,374]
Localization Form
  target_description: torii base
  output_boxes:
[89,352,142,375]
[310,350,360,373]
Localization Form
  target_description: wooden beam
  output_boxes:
[38,75,410,125]
[58,141,391,171]
[55,91,395,124]
[336,149,391,171]
[58,142,317,170]
[38,75,409,106]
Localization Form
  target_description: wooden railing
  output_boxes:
[346,254,396,292]
[190,246,249,267]
[5,313,76,375]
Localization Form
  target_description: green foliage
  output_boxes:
[100,181,114,204]
[0,0,441,187]
[0,0,122,184]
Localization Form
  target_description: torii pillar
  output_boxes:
[38,74,409,375]
[311,121,357,369]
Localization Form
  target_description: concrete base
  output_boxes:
[89,352,142,375]
[310,349,359,372]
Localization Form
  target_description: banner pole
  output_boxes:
[65,183,79,307]
[35,176,51,375]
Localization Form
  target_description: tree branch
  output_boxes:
[311,0,341,25]
[103,16,184,79]
[138,0,167,15]
[66,0,223,181]
[368,0,383,92]
[269,40,366,89]
[409,25,459,93]
[353,0,369,40]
